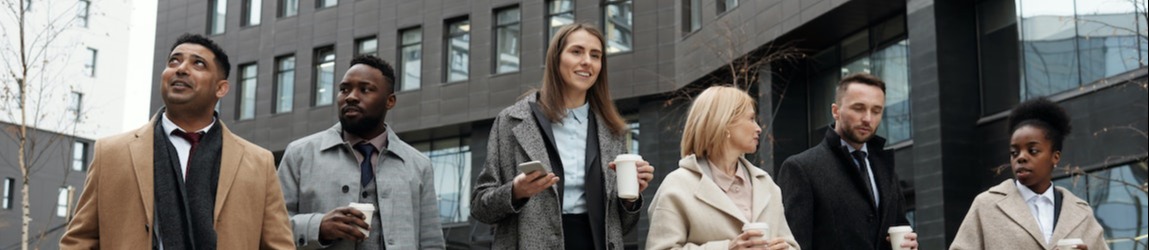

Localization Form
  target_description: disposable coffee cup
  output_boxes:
[1056,238,1084,250]
[741,222,770,242]
[614,154,642,199]
[348,202,375,236]
[888,226,913,250]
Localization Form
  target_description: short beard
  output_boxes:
[839,123,872,145]
[340,113,385,138]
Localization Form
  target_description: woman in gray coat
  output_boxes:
[470,23,656,250]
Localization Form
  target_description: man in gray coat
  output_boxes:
[278,55,444,249]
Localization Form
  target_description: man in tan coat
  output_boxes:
[60,33,294,250]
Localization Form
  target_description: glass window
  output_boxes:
[356,36,378,56]
[603,0,633,54]
[1015,0,1147,100]
[72,141,88,172]
[626,119,640,154]
[279,0,297,17]
[317,0,336,9]
[547,0,575,45]
[238,63,257,120]
[2,177,12,210]
[683,0,701,33]
[1053,163,1149,249]
[718,0,738,13]
[56,187,70,217]
[314,47,335,106]
[399,28,423,91]
[85,48,97,77]
[413,137,473,224]
[209,0,227,35]
[275,55,295,113]
[69,91,82,122]
[77,0,90,27]
[242,0,261,26]
[445,18,470,82]
[871,40,911,143]
[495,7,521,74]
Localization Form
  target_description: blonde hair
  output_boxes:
[680,86,757,158]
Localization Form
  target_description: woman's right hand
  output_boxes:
[511,171,560,200]
[728,231,769,250]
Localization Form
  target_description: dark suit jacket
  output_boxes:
[775,124,908,250]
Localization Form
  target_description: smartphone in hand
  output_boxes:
[516,161,551,174]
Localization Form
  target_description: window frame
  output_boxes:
[85,47,97,77]
[3,177,14,210]
[717,0,739,14]
[398,27,423,92]
[682,0,700,34]
[493,5,522,74]
[602,0,634,54]
[77,0,90,28]
[312,46,336,106]
[68,91,83,122]
[72,141,89,172]
[545,0,575,48]
[278,0,298,18]
[274,54,296,113]
[355,36,379,56]
[316,0,337,9]
[241,0,261,27]
[208,0,227,35]
[237,63,258,120]
[443,17,471,83]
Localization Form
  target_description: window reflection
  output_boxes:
[414,137,472,224]
[1054,163,1149,249]
[400,28,423,91]
[603,0,633,54]
[446,19,470,82]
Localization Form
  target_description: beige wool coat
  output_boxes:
[950,179,1109,250]
[646,155,799,250]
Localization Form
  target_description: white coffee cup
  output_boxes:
[1056,238,1084,250]
[348,202,375,236]
[614,154,642,199]
[888,226,913,250]
[741,222,770,242]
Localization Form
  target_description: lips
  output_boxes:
[341,106,363,116]
[169,79,192,89]
[1014,166,1033,179]
[574,70,592,78]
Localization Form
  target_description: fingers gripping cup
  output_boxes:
[614,154,642,200]
[348,202,375,236]
[888,226,913,250]
[742,222,770,242]
[1056,238,1084,250]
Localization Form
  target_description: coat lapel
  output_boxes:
[1049,188,1088,243]
[746,158,770,222]
[214,124,243,221]
[689,157,750,223]
[512,100,559,196]
[130,119,157,224]
[994,182,1049,249]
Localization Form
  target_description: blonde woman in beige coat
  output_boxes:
[646,86,798,250]
[950,98,1107,250]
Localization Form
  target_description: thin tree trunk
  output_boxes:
[18,0,31,249]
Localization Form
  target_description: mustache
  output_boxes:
[341,105,363,113]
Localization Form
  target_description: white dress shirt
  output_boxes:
[1016,180,1056,244]
[553,102,590,214]
[161,112,216,180]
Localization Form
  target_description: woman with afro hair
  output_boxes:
[950,98,1108,250]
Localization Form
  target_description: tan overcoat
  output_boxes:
[950,179,1108,250]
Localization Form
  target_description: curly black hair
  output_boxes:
[349,54,396,93]
[171,33,231,79]
[1008,97,1072,151]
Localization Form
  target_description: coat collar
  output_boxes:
[131,109,246,222]
[988,179,1091,249]
[679,154,771,223]
[316,122,415,163]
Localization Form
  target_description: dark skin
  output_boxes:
[318,64,396,242]
[1010,126,1087,250]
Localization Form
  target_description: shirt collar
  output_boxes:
[161,111,216,135]
[341,125,389,151]
[1015,180,1055,203]
[840,139,869,154]
[706,158,747,191]
[567,102,590,124]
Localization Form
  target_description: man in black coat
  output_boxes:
[776,73,919,250]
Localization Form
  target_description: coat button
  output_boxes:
[298,238,305,245]
[609,243,616,249]
[362,191,369,198]
[342,185,349,193]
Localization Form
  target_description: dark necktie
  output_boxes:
[354,143,377,187]
[172,130,204,174]
[850,149,876,206]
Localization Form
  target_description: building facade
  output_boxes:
[1,0,137,249]
[151,0,1147,249]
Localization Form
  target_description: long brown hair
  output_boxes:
[538,23,627,136]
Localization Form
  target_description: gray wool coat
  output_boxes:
[470,93,642,249]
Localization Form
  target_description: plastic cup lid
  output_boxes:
[614,154,642,161]
[742,222,769,231]
[888,226,913,233]
[348,202,376,211]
